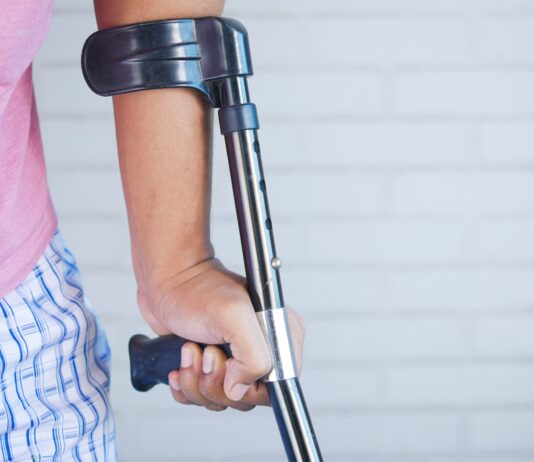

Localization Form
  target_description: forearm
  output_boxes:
[94,0,224,293]
[114,89,215,292]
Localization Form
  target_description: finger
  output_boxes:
[286,305,305,376]
[199,346,253,411]
[179,342,219,408]
[168,370,192,405]
[221,303,273,401]
[239,382,270,407]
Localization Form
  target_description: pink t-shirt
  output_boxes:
[0,0,58,297]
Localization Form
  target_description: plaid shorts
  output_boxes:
[0,230,117,461]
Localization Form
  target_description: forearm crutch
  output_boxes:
[81,17,323,462]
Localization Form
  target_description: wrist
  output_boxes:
[136,255,225,334]
[133,237,216,299]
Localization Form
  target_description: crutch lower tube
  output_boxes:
[81,17,323,462]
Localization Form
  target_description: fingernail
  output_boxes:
[169,377,180,391]
[202,351,214,375]
[228,383,250,401]
[181,346,193,369]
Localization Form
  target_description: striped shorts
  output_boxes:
[0,230,117,461]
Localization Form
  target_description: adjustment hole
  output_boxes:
[259,179,266,191]
[265,218,272,230]
[253,141,260,154]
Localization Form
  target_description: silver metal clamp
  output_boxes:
[257,308,298,382]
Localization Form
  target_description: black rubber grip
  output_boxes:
[128,334,233,392]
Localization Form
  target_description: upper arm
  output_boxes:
[94,0,225,30]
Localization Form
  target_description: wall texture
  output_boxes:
[34,0,534,460]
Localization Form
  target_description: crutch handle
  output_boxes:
[128,334,232,392]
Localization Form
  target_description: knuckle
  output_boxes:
[228,300,253,318]
[291,308,306,331]
[207,404,227,412]
[180,385,200,404]
[235,403,255,412]
[251,354,272,377]
[289,311,306,343]
[172,392,190,405]
[198,378,217,400]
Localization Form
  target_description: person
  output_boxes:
[0,0,305,459]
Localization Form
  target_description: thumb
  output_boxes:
[222,304,272,401]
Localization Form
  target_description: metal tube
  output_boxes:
[269,379,323,462]
[219,77,323,462]
[219,77,284,312]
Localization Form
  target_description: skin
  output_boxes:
[93,0,305,411]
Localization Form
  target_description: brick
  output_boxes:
[418,457,534,462]
[474,316,534,357]
[394,72,534,116]
[229,0,532,15]
[41,117,117,168]
[473,220,534,262]
[264,222,461,267]
[34,66,111,116]
[115,409,280,460]
[302,0,474,14]
[307,18,468,65]
[304,0,534,14]
[470,411,534,451]
[268,172,387,217]
[211,170,387,218]
[306,317,469,361]
[378,456,534,462]
[216,220,464,268]
[221,457,280,462]
[253,71,384,117]
[313,412,459,454]
[384,364,534,405]
[479,121,534,165]
[81,270,138,320]
[53,0,93,12]
[36,13,96,65]
[478,0,534,13]
[308,0,534,14]
[388,269,534,311]
[281,268,386,313]
[224,0,299,15]
[48,170,124,217]
[243,18,303,70]
[303,221,465,265]
[480,19,534,64]
[392,172,534,215]
[116,411,459,458]
[209,220,245,269]
[255,120,471,168]
[59,219,132,268]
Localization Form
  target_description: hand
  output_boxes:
[137,257,305,411]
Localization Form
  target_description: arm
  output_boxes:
[93,1,304,410]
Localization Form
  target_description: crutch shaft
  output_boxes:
[218,76,322,462]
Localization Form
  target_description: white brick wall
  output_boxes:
[34,0,534,460]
